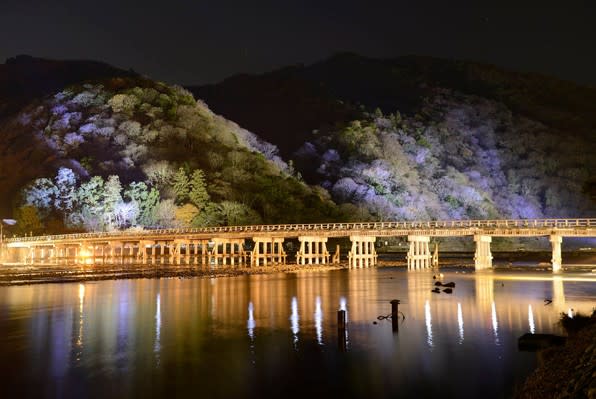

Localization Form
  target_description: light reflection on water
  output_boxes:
[0,267,594,398]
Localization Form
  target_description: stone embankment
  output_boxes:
[515,319,596,398]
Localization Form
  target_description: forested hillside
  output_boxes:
[192,53,596,221]
[0,58,340,234]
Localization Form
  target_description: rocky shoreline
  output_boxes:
[514,319,596,398]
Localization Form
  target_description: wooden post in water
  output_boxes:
[338,309,347,351]
[390,299,400,333]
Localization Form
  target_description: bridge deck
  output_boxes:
[5,218,595,247]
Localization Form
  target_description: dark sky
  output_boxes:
[1,0,595,86]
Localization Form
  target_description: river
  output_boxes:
[0,264,594,398]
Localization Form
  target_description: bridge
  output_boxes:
[2,218,595,272]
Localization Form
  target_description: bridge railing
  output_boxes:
[5,218,595,243]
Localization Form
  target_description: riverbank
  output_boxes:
[514,317,596,398]
[0,262,351,286]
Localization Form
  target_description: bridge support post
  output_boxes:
[297,236,328,265]
[474,235,493,270]
[252,237,285,267]
[348,236,377,268]
[407,236,431,270]
[550,235,562,273]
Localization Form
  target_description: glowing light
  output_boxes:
[425,300,433,348]
[491,301,500,345]
[339,296,348,321]
[290,297,299,347]
[154,292,161,366]
[528,305,535,334]
[76,283,84,357]
[457,302,464,344]
[567,308,574,319]
[314,296,323,346]
[247,302,255,340]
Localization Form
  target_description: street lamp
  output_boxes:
[1,219,17,263]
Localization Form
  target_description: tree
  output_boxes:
[24,178,57,216]
[103,175,123,229]
[219,201,262,225]
[124,182,160,226]
[143,161,175,190]
[15,205,43,236]
[113,201,138,228]
[172,167,190,204]
[75,176,105,229]
[189,169,209,210]
[153,199,178,228]
[54,167,77,213]
[174,203,199,227]
[192,203,223,227]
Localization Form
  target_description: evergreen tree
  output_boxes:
[54,167,77,213]
[103,175,123,228]
[189,169,210,210]
[172,167,190,204]
[124,182,160,226]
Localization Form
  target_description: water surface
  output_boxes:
[0,267,594,398]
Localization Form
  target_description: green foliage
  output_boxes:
[189,169,210,210]
[192,203,223,227]
[172,167,190,204]
[15,205,43,236]
[219,201,262,226]
[124,182,160,226]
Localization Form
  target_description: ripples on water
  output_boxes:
[0,267,594,398]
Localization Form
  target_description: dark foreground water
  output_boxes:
[0,266,594,399]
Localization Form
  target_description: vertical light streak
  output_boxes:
[425,300,433,348]
[457,302,464,344]
[528,304,535,334]
[315,296,323,346]
[290,297,299,347]
[491,301,500,345]
[76,283,85,360]
[247,302,255,340]
[154,293,161,357]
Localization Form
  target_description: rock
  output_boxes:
[518,333,566,351]
[442,288,453,294]
[442,282,455,288]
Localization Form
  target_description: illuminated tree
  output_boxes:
[103,175,123,228]
[189,169,210,210]
[124,182,160,226]
[24,178,57,216]
[153,199,178,228]
[172,167,190,204]
[15,205,43,236]
[219,201,262,225]
[54,167,77,213]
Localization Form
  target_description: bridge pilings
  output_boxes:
[296,236,330,265]
[407,235,431,270]
[252,237,286,266]
[550,235,562,272]
[211,238,247,266]
[348,235,377,268]
[474,235,493,270]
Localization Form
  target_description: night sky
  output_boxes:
[1,1,595,85]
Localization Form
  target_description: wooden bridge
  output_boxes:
[2,218,595,272]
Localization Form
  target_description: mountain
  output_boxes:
[0,56,341,233]
[189,53,596,221]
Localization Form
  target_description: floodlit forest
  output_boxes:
[1,55,594,235]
